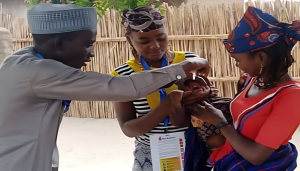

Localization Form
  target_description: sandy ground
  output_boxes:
[57,117,300,171]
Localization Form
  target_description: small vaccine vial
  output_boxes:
[192,72,196,80]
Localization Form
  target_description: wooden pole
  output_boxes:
[0,3,2,15]
[0,3,2,27]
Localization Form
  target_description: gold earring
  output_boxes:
[259,63,264,75]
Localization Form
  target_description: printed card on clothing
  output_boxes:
[150,132,185,171]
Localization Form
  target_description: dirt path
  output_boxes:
[57,117,300,171]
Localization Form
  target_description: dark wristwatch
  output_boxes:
[216,121,230,130]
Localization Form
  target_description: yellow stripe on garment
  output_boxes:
[110,70,119,76]
[111,51,187,110]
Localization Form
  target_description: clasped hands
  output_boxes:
[170,75,227,126]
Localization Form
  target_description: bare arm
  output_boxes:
[168,106,191,128]
[168,87,211,128]
[220,125,275,165]
[214,90,300,166]
[237,75,249,94]
[189,102,276,165]
[114,90,202,137]
[206,134,226,149]
[114,96,173,137]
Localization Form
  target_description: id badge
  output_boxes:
[150,132,185,171]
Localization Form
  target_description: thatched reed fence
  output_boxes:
[0,0,300,118]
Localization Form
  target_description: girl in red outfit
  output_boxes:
[188,6,300,170]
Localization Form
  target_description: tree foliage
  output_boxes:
[24,0,41,7]
[74,0,94,7]
[25,0,165,17]
[94,0,164,17]
[51,0,61,3]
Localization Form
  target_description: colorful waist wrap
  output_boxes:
[211,143,298,171]
[184,126,211,171]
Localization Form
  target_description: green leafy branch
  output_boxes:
[24,0,41,7]
[25,0,165,18]
[94,0,165,17]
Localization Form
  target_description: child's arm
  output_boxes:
[237,75,251,93]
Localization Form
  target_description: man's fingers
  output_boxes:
[172,89,184,93]
[186,103,205,111]
[203,101,212,107]
[182,91,192,97]
[182,94,203,105]
[170,90,184,99]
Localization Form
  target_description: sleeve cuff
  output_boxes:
[159,81,177,89]
[163,62,187,82]
[255,137,279,149]
[129,63,187,99]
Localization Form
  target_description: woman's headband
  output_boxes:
[122,6,165,33]
[224,6,300,53]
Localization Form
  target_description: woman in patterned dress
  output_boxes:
[188,6,300,171]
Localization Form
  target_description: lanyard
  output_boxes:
[140,54,169,127]
[36,53,71,113]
